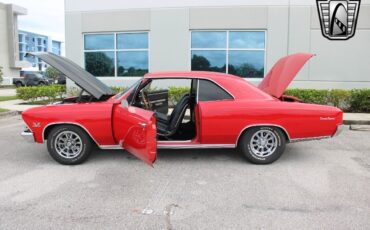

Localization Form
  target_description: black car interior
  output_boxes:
[132,79,197,141]
[156,93,190,137]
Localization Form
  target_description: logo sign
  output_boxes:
[316,0,361,40]
[32,122,41,128]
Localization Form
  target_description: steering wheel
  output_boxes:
[140,90,151,110]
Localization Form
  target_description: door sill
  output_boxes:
[99,143,236,150]
[157,143,235,149]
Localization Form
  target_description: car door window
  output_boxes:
[134,79,192,117]
[198,79,233,101]
[25,74,37,84]
[27,74,36,80]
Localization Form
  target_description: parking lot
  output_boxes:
[0,115,369,230]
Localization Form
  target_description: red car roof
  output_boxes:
[145,71,238,80]
[144,71,272,100]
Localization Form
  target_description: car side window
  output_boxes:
[27,74,36,80]
[198,79,233,101]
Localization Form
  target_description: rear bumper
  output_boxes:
[333,124,345,137]
[21,128,35,143]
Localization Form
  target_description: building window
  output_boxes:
[191,31,265,78]
[83,32,149,77]
[37,38,43,46]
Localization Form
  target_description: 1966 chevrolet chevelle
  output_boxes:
[21,52,343,165]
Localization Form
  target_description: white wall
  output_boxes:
[0,3,27,85]
[65,1,370,89]
[65,0,370,11]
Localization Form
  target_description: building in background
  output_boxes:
[18,30,62,71]
[65,0,370,89]
[0,2,27,85]
[52,40,62,55]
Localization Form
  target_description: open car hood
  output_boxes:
[26,52,113,99]
[258,53,314,98]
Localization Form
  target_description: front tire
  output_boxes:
[239,126,286,164]
[47,125,92,165]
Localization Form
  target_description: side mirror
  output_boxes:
[121,99,129,108]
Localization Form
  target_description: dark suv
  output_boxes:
[13,72,53,87]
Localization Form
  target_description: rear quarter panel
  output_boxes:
[198,99,342,145]
[22,102,115,145]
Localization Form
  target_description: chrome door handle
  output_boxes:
[139,122,147,128]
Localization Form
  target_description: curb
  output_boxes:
[350,125,370,131]
[0,110,21,118]
[343,120,370,125]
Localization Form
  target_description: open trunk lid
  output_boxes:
[258,53,314,98]
[26,52,113,99]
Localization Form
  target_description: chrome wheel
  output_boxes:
[54,131,83,159]
[250,130,278,157]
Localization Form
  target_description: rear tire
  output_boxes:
[239,126,286,164]
[15,82,23,87]
[47,125,92,165]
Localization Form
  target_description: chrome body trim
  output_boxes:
[196,79,199,103]
[143,77,235,103]
[157,140,192,144]
[100,145,122,150]
[236,124,291,145]
[21,129,35,143]
[157,144,235,149]
[289,135,331,143]
[290,124,344,142]
[195,78,235,102]
[98,143,236,150]
[42,122,101,147]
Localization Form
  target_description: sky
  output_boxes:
[2,0,65,42]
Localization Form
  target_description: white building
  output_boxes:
[65,0,370,89]
[18,30,63,71]
[0,2,26,85]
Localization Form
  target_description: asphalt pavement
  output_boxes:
[0,115,369,230]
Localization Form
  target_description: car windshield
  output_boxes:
[114,78,142,99]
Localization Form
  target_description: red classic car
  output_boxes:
[21,52,343,165]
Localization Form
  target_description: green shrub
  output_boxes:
[168,86,190,104]
[110,86,127,94]
[284,89,329,104]
[284,88,370,113]
[350,89,370,112]
[16,85,66,103]
[328,89,351,110]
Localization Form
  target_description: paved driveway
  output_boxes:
[0,116,369,230]
[0,89,16,97]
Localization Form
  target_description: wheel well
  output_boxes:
[237,125,290,147]
[43,124,97,146]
